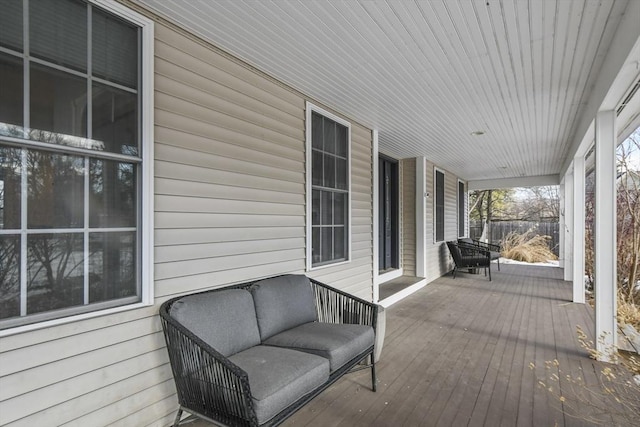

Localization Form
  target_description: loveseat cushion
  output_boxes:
[169,289,261,357]
[229,345,329,424]
[250,275,318,341]
[263,322,374,371]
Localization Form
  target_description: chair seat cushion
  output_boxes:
[229,345,329,425]
[489,251,500,260]
[263,322,374,371]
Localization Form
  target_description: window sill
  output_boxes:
[0,300,153,338]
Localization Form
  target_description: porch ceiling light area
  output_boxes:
[137,0,639,183]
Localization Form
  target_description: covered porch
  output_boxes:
[227,264,617,426]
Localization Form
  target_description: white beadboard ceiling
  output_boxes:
[137,0,638,184]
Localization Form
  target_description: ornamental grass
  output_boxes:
[501,230,558,263]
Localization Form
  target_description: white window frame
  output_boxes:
[433,167,445,243]
[305,102,351,271]
[0,0,154,337]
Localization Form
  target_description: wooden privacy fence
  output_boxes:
[469,220,560,256]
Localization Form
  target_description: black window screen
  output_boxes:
[435,170,445,242]
[458,181,465,237]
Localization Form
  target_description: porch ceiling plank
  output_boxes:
[137,0,637,183]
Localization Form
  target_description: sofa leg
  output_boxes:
[488,267,492,281]
[173,408,183,427]
[370,353,377,392]
[497,258,500,271]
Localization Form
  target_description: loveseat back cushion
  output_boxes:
[250,275,318,341]
[169,289,261,357]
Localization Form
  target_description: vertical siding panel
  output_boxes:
[1,14,374,427]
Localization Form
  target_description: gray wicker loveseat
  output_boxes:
[160,274,378,427]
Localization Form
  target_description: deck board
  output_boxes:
[188,264,634,427]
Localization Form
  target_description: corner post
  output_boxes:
[372,130,380,303]
[572,156,586,304]
[594,110,617,361]
[416,157,427,278]
[563,168,574,282]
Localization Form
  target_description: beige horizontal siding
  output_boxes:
[1,9,373,427]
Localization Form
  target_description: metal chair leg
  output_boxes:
[173,408,183,427]
[370,353,377,392]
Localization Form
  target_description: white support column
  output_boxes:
[416,157,427,278]
[573,156,586,304]
[594,110,617,361]
[559,178,565,269]
[563,168,574,282]
[372,130,379,303]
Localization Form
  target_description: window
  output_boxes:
[0,0,153,331]
[458,180,465,237]
[434,168,445,242]
[306,103,350,269]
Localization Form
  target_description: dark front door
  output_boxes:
[379,157,399,272]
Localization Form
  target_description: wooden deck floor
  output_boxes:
[190,264,633,427]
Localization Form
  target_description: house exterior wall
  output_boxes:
[0,9,373,427]
[397,158,462,283]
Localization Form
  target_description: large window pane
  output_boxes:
[0,146,21,229]
[321,191,332,225]
[30,0,87,72]
[27,233,84,315]
[321,227,332,262]
[336,125,347,157]
[0,0,145,330]
[312,150,322,186]
[323,153,335,188]
[30,63,87,143]
[89,232,136,303]
[93,8,138,88]
[90,159,136,228]
[27,150,84,229]
[0,0,23,52]
[93,83,138,155]
[311,189,320,225]
[0,235,20,320]
[312,227,320,264]
[334,193,346,226]
[336,157,347,190]
[323,119,336,154]
[311,112,323,150]
[334,227,345,260]
[0,53,24,134]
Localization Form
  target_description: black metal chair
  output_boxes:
[446,241,492,281]
[458,237,501,271]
